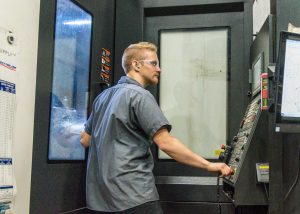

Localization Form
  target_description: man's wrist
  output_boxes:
[204,161,212,171]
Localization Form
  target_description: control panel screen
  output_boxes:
[280,39,300,119]
[251,53,263,96]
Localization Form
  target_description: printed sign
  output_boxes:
[100,48,111,83]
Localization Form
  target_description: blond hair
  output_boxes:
[122,42,157,73]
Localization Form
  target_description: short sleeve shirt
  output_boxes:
[85,76,171,212]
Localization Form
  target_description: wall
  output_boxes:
[0,1,40,214]
[252,0,271,35]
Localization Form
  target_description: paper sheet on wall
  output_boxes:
[0,80,15,158]
[0,27,17,213]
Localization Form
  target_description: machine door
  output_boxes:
[146,10,242,165]
[115,1,252,212]
[145,8,246,202]
[31,0,114,213]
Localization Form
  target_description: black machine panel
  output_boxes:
[218,16,275,208]
[226,95,261,184]
[222,95,269,206]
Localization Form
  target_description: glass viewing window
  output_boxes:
[159,28,228,159]
[48,0,92,160]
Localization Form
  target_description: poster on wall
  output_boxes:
[0,27,18,213]
[0,27,17,82]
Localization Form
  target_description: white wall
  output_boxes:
[0,1,40,214]
[253,0,271,35]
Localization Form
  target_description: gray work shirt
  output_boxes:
[85,76,171,212]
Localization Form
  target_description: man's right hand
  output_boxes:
[206,162,233,177]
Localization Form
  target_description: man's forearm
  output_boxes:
[154,129,211,170]
[165,137,211,169]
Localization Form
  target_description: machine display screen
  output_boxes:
[275,31,300,125]
[280,39,300,119]
[251,53,263,96]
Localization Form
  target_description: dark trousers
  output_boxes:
[87,200,164,214]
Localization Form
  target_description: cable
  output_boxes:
[283,143,300,202]
[217,175,221,214]
[59,207,87,214]
[263,182,270,214]
[263,183,269,200]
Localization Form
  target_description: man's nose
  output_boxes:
[156,66,161,73]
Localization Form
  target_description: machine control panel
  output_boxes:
[224,95,261,184]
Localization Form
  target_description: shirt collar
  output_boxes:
[118,76,143,87]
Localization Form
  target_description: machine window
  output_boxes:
[48,0,92,161]
[159,28,228,159]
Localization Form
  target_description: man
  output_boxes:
[81,42,232,213]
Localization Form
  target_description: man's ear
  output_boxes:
[133,61,141,71]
